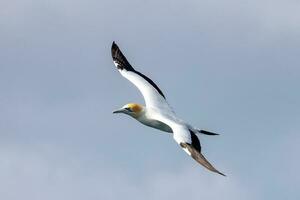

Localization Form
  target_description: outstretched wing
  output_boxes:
[180,142,226,176]
[169,122,225,176]
[179,131,225,176]
[111,42,173,114]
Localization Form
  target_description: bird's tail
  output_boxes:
[197,129,219,136]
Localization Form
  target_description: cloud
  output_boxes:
[0,143,257,200]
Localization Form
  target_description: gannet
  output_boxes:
[111,42,225,176]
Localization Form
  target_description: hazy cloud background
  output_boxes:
[1,0,300,199]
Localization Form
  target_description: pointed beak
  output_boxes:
[112,108,125,114]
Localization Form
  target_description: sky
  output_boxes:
[1,0,300,199]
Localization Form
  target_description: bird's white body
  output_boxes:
[111,42,225,176]
[136,108,173,133]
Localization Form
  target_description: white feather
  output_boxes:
[119,70,174,115]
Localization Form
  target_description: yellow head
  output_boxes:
[124,103,143,113]
[113,103,143,118]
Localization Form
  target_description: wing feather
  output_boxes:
[183,143,226,176]
[111,42,173,113]
[159,120,225,176]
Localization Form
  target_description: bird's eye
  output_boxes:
[125,107,132,112]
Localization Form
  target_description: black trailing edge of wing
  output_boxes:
[111,41,166,99]
[134,71,166,99]
[190,129,201,152]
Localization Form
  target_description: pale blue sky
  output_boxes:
[1,0,300,199]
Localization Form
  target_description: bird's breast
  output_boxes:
[137,115,173,133]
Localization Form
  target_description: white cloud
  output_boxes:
[0,143,257,200]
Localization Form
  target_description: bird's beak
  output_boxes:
[113,108,125,114]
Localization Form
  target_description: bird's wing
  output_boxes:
[176,127,225,176]
[111,42,174,114]
[181,142,225,176]
[156,115,225,176]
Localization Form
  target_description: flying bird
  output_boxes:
[111,42,225,176]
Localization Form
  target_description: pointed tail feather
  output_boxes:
[198,129,219,136]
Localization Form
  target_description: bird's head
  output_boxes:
[113,103,144,118]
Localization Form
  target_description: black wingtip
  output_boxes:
[111,41,118,58]
[110,42,166,99]
[199,130,220,136]
[182,143,226,177]
[217,171,226,176]
[111,41,135,71]
[112,41,117,49]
